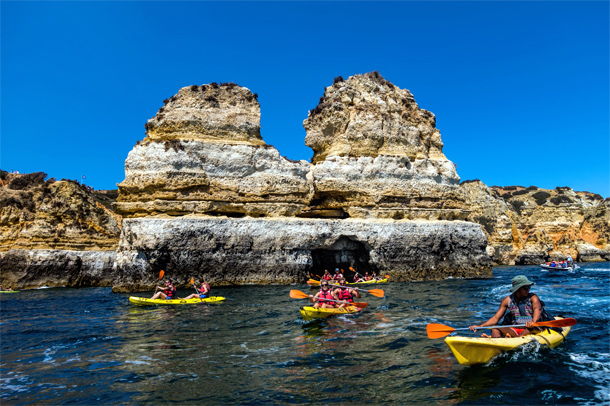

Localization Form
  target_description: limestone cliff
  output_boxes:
[115,83,311,218]
[0,171,121,288]
[461,180,609,264]
[303,73,466,220]
[112,73,492,291]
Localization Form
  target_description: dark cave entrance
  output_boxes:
[308,237,375,280]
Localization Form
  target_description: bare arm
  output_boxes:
[469,297,509,331]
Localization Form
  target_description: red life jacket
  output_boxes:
[323,274,332,280]
[336,287,353,302]
[163,287,175,298]
[333,274,342,280]
[200,283,210,295]
[318,289,334,304]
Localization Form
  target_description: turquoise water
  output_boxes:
[1,263,608,404]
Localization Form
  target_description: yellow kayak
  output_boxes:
[299,305,363,321]
[307,278,388,287]
[129,296,226,306]
[445,318,571,365]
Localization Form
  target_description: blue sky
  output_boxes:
[2,1,609,196]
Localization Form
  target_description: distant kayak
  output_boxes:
[299,305,364,321]
[445,317,572,365]
[129,296,226,306]
[307,278,388,287]
[0,291,19,293]
[540,263,579,271]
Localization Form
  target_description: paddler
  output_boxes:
[333,278,361,308]
[322,269,332,281]
[333,268,343,281]
[312,281,338,308]
[151,279,177,300]
[469,275,543,338]
[185,280,210,300]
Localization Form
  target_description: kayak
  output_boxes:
[299,305,363,321]
[129,296,226,306]
[307,278,388,287]
[0,291,19,293]
[445,317,572,366]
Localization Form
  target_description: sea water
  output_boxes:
[1,263,608,405]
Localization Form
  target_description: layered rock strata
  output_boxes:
[0,171,121,289]
[112,73,491,290]
[115,83,311,218]
[303,73,466,220]
[112,217,491,292]
[0,249,116,289]
[462,180,609,264]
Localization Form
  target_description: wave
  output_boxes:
[566,352,610,404]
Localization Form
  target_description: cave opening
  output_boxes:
[308,236,375,280]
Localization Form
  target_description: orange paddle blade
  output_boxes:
[190,277,194,285]
[385,275,390,279]
[159,270,165,280]
[427,323,455,339]
[352,302,368,309]
[534,318,577,328]
[290,289,310,299]
[367,289,384,298]
[307,279,321,286]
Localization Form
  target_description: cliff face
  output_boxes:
[0,172,120,251]
[112,73,492,291]
[462,180,609,264]
[116,83,311,218]
[0,171,121,288]
[303,73,466,220]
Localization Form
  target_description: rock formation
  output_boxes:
[0,171,121,288]
[303,73,466,220]
[461,180,609,264]
[115,83,311,218]
[111,73,493,292]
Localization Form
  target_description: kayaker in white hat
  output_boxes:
[469,275,543,338]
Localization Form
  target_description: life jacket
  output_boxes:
[200,283,210,295]
[336,287,353,302]
[323,274,332,280]
[507,293,535,324]
[163,286,175,298]
[333,274,342,280]
[318,289,334,304]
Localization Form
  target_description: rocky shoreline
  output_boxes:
[1,72,608,291]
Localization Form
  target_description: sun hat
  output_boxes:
[510,275,535,292]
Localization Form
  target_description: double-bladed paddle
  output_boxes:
[289,289,368,309]
[426,318,577,339]
[155,270,165,292]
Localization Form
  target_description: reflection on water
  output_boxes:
[1,263,608,404]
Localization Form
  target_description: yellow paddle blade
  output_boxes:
[367,289,384,298]
[289,289,310,299]
[427,323,456,339]
[159,270,165,280]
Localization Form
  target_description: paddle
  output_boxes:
[155,270,165,292]
[310,273,322,280]
[426,318,577,339]
[191,277,205,302]
[289,289,368,309]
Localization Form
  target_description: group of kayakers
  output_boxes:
[544,255,574,268]
[150,279,210,300]
[320,268,382,283]
[312,278,361,308]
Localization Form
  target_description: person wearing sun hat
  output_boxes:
[469,275,543,338]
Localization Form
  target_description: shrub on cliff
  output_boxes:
[532,191,551,205]
[511,200,526,215]
[550,195,573,205]
[512,189,528,196]
[8,172,47,190]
